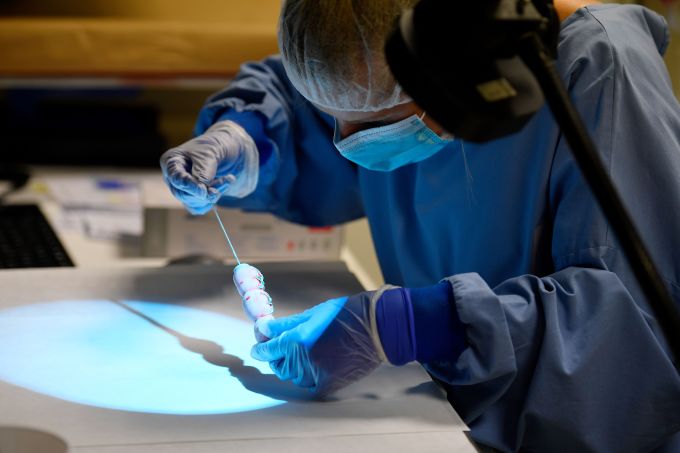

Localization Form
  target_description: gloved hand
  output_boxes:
[251,292,385,396]
[251,283,468,396]
[160,120,259,215]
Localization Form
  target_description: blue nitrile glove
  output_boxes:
[251,283,467,396]
[251,293,384,396]
[160,120,259,215]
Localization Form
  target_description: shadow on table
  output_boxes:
[111,300,314,403]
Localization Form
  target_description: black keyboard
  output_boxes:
[0,204,74,268]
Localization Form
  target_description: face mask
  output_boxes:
[333,113,454,172]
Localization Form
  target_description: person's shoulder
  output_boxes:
[559,4,668,51]
[556,4,669,84]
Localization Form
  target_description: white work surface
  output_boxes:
[0,262,474,452]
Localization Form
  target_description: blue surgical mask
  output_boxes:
[333,113,454,172]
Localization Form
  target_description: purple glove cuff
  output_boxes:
[376,282,467,366]
[375,288,417,366]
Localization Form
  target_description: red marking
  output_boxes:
[287,240,295,251]
[308,227,334,233]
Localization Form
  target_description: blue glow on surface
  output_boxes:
[0,300,287,415]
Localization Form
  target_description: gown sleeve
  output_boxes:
[194,56,365,226]
[425,6,680,452]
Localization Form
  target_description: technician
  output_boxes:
[161,1,680,451]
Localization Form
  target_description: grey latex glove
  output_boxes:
[160,120,259,215]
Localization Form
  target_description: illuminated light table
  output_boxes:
[0,263,473,452]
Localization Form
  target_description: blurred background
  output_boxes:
[0,0,280,162]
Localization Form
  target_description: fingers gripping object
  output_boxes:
[233,263,274,342]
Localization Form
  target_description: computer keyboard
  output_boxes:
[0,204,74,268]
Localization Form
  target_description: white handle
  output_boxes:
[233,263,274,342]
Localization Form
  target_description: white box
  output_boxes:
[143,207,343,262]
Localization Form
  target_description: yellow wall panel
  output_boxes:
[0,1,281,77]
[0,0,281,24]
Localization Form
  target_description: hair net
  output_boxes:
[278,0,419,113]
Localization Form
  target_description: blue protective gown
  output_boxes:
[194,5,680,452]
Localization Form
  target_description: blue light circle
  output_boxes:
[0,300,286,415]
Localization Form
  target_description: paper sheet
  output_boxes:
[45,177,143,239]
